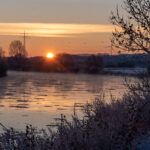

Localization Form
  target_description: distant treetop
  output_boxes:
[9,40,28,57]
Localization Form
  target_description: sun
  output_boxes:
[46,52,54,59]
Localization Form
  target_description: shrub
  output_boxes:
[117,61,135,68]
[8,55,28,71]
[56,53,79,73]
[85,55,104,74]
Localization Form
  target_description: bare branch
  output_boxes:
[111,0,150,54]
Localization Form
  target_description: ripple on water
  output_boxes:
[6,93,13,96]
[44,105,52,108]
[9,104,29,109]
[2,71,129,129]
[62,105,73,108]
[57,108,67,110]
[17,100,29,103]
[35,98,44,100]
[38,95,48,96]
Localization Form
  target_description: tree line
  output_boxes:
[0,40,104,76]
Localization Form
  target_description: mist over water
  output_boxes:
[0,71,127,130]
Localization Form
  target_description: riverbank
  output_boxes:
[0,76,149,149]
[103,67,147,76]
[8,67,148,77]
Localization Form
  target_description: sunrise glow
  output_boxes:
[0,23,114,37]
[46,52,54,59]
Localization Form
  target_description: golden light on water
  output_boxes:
[46,52,54,59]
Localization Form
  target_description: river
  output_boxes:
[0,71,129,130]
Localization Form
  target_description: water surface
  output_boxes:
[0,71,128,130]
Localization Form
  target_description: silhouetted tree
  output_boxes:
[0,47,7,77]
[9,40,27,57]
[111,0,150,54]
[85,55,103,74]
[56,53,78,73]
[111,0,150,74]
[8,40,28,70]
[32,57,45,72]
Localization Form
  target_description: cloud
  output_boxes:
[0,23,114,37]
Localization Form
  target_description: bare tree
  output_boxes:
[111,0,150,54]
[9,40,27,57]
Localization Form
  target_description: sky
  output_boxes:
[0,0,123,56]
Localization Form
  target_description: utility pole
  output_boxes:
[21,31,30,57]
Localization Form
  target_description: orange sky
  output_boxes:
[0,0,123,56]
[0,23,116,56]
